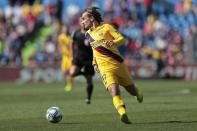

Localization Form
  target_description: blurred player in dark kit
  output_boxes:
[69,18,95,104]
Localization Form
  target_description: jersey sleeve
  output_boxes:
[107,24,125,46]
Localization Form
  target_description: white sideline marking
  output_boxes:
[159,89,191,95]
[178,89,191,94]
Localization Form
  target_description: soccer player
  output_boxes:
[81,7,143,124]
[69,18,95,104]
[57,25,73,92]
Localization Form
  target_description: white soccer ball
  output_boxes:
[46,107,63,123]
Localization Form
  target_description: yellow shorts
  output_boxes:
[99,63,133,89]
[61,56,72,72]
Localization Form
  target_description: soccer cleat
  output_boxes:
[85,99,91,104]
[137,93,143,103]
[120,114,131,124]
[136,89,143,103]
[64,84,72,92]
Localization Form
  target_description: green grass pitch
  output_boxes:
[0,79,197,131]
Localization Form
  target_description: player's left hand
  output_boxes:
[106,41,113,47]
[93,64,99,73]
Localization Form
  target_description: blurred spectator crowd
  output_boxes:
[0,0,43,66]
[1,0,197,74]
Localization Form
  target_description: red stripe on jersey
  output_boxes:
[95,46,123,63]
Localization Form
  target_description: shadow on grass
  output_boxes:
[134,120,197,125]
[59,122,81,125]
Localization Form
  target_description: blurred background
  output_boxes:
[0,0,197,82]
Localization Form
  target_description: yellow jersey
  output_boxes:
[57,34,72,57]
[86,23,125,71]
[57,33,72,71]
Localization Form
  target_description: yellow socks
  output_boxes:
[113,96,126,116]
[113,96,131,124]
[64,76,73,92]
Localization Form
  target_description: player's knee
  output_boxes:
[69,69,75,77]
[108,84,120,96]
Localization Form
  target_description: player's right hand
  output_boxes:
[93,64,99,73]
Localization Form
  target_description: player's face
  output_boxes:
[79,17,85,29]
[81,12,93,30]
[79,17,87,33]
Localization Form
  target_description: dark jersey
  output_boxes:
[71,29,94,75]
[72,29,93,62]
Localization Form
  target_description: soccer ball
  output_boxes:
[46,106,63,123]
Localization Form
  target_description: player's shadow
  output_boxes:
[134,120,197,125]
[59,122,81,125]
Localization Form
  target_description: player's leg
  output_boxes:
[62,57,73,92]
[118,64,143,103]
[101,71,131,124]
[84,75,93,104]
[70,59,85,77]
[107,83,131,124]
[65,59,84,92]
[69,65,83,77]
[64,70,73,92]
[84,64,94,104]
[123,84,143,103]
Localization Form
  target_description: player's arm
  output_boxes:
[71,40,75,59]
[107,24,126,46]
[71,30,77,58]
[92,56,99,73]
